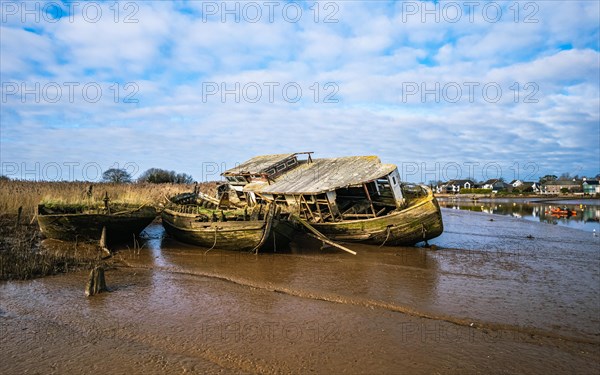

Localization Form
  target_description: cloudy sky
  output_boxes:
[1,0,599,183]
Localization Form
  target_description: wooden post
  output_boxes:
[300,195,316,222]
[363,184,377,217]
[16,206,22,227]
[325,194,340,222]
[99,226,111,258]
[103,191,110,213]
[100,226,107,248]
[85,266,108,296]
[313,195,323,222]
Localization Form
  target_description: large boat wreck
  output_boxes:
[221,153,444,246]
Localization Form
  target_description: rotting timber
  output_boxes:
[37,202,157,244]
[161,192,296,252]
[221,154,444,246]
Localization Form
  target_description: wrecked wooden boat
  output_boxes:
[37,202,157,244]
[221,152,313,205]
[222,154,444,246]
[161,192,295,251]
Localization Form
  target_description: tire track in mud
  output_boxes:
[117,261,600,346]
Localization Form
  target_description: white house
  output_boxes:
[439,179,476,194]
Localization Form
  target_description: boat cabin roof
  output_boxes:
[249,156,397,195]
[222,153,309,177]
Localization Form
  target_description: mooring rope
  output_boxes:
[204,226,218,255]
[379,225,392,247]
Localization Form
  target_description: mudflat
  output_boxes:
[1,209,598,374]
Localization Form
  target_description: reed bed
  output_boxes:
[0,216,98,280]
[0,180,218,217]
[0,180,218,280]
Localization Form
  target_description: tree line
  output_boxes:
[101,168,194,184]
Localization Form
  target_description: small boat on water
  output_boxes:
[546,207,577,217]
[221,153,444,247]
[161,192,295,251]
[37,202,158,244]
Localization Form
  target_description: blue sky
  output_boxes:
[1,0,599,183]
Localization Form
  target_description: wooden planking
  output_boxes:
[37,207,157,243]
[162,212,265,250]
[252,156,397,195]
[310,192,443,245]
[222,153,296,176]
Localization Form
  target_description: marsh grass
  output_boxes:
[0,215,98,280]
[0,180,218,280]
[0,180,217,216]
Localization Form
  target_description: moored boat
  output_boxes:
[546,207,577,217]
[222,154,444,246]
[161,192,295,251]
[37,203,157,244]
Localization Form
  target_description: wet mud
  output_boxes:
[1,209,599,374]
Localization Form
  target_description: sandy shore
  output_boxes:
[1,209,599,374]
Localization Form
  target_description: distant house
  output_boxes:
[437,179,476,194]
[512,181,541,193]
[482,179,511,192]
[434,182,446,194]
[582,180,600,195]
[542,180,582,194]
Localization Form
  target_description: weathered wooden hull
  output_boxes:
[37,206,158,243]
[310,194,443,246]
[161,209,294,251]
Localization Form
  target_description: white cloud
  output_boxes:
[1,0,598,181]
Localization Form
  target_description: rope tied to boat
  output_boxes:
[379,225,393,247]
[204,226,219,255]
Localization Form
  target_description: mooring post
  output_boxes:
[99,226,111,258]
[85,266,108,296]
[16,206,22,228]
[103,191,110,213]
[100,226,107,248]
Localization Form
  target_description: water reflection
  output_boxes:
[438,198,600,232]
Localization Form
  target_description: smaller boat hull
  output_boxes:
[37,205,157,244]
[161,208,295,252]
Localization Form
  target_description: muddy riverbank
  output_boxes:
[1,209,599,374]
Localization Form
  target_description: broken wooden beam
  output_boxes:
[292,214,357,255]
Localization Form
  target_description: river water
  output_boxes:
[1,209,599,374]
[438,197,600,232]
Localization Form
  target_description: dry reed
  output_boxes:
[0,180,218,280]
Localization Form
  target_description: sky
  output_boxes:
[1,0,599,183]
